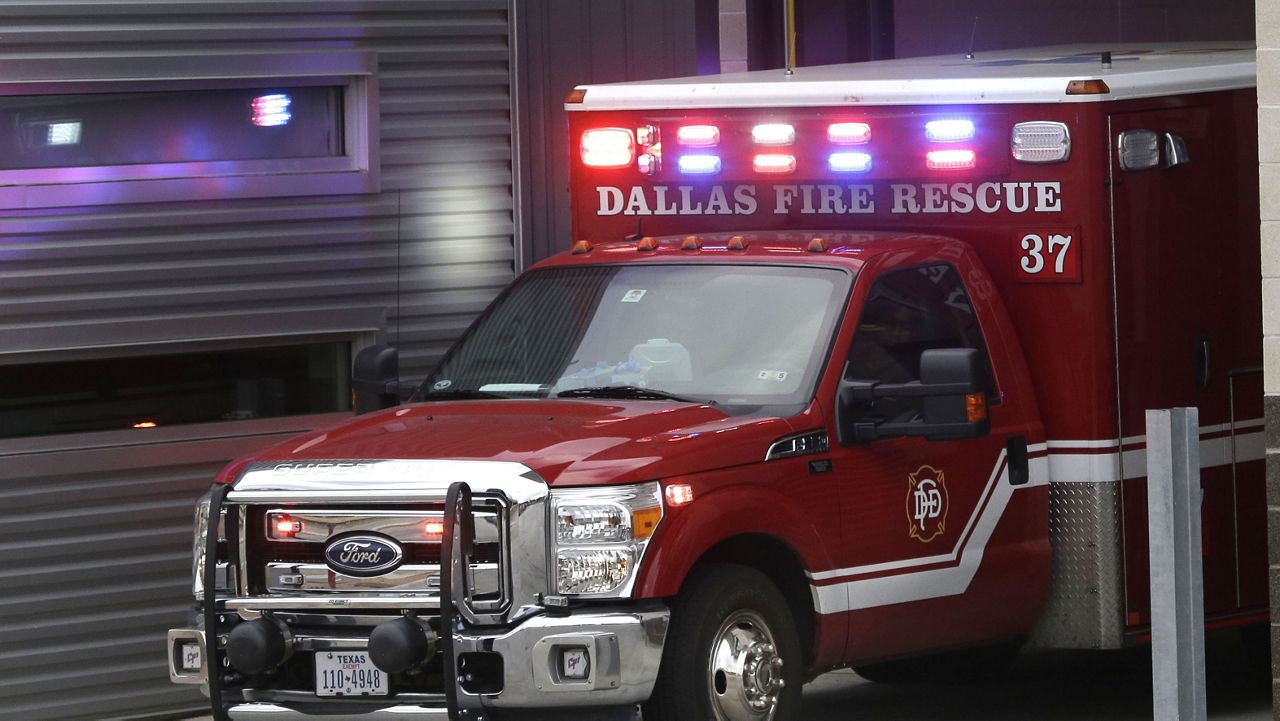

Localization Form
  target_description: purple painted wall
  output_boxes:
[892,0,1255,58]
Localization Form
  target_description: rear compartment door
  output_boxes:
[1107,104,1265,626]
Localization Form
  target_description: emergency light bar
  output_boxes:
[677,125,720,146]
[678,154,722,174]
[828,122,871,144]
[926,149,976,170]
[752,123,796,146]
[925,119,976,142]
[581,128,635,168]
[1011,121,1071,163]
[753,153,797,174]
[829,152,873,173]
[578,112,1008,176]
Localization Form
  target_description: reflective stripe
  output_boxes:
[806,421,1262,614]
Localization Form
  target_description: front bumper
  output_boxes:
[167,606,669,718]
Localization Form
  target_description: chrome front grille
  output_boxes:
[224,459,551,625]
[235,503,507,604]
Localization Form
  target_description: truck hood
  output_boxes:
[254,400,804,486]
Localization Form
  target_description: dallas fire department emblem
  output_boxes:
[906,465,949,543]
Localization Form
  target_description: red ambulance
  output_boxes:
[169,44,1264,721]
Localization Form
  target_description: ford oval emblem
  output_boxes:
[323,535,404,577]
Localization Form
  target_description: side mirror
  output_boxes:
[352,345,401,414]
[836,348,990,445]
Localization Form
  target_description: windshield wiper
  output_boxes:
[555,385,706,404]
[420,388,515,401]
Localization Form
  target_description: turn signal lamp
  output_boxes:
[966,393,988,423]
[632,506,662,540]
[581,128,635,168]
[828,122,871,144]
[829,152,873,173]
[269,513,302,539]
[664,484,694,507]
[677,125,720,146]
[753,153,796,174]
[678,154,722,175]
[423,519,445,539]
[752,123,796,146]
[925,119,976,142]
[926,149,976,170]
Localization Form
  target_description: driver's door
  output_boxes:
[827,263,1037,661]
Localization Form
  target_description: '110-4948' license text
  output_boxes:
[315,652,389,696]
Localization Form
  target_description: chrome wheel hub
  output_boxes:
[707,609,786,721]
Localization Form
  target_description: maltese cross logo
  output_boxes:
[907,465,949,543]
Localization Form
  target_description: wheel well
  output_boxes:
[685,534,816,666]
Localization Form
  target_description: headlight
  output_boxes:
[551,482,663,597]
[191,488,229,600]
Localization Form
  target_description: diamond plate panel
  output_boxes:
[1029,481,1127,649]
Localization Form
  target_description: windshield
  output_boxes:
[422,263,852,412]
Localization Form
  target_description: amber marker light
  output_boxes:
[423,519,445,540]
[1066,79,1110,95]
[632,506,663,540]
[636,236,659,252]
[966,393,988,423]
[132,420,158,429]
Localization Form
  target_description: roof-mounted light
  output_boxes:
[581,128,635,168]
[1012,121,1071,163]
[677,125,720,147]
[752,153,796,174]
[678,154,722,175]
[1117,129,1160,171]
[925,119,976,142]
[828,122,871,144]
[829,152,873,173]
[752,123,795,146]
[926,149,976,170]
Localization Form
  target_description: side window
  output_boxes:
[846,264,995,417]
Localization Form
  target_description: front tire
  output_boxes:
[644,564,803,721]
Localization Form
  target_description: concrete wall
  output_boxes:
[1259,0,1280,708]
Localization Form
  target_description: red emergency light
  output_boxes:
[828,122,871,144]
[926,149,976,170]
[268,513,303,539]
[676,125,720,146]
[581,128,635,168]
[753,153,797,174]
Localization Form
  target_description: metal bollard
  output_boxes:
[1146,407,1206,721]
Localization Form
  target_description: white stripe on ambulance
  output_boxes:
[595,181,1062,216]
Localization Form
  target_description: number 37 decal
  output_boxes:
[1017,229,1081,283]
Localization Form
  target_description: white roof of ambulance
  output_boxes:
[568,43,1256,109]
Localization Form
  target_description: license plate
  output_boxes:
[180,643,202,672]
[314,652,389,697]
